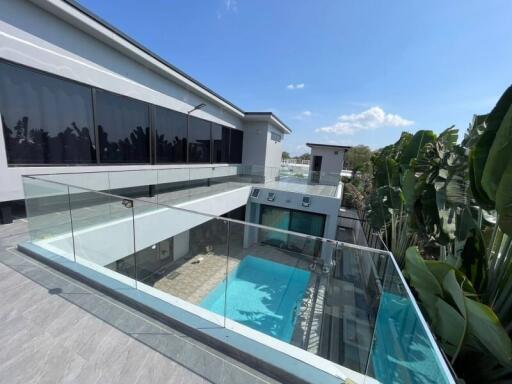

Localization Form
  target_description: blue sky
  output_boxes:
[78,0,512,156]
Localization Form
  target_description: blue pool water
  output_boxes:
[371,292,452,384]
[200,256,311,342]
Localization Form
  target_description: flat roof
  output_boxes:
[306,143,352,150]
[244,112,292,134]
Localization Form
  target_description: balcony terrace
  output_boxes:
[12,168,455,384]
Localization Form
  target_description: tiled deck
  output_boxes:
[0,220,279,384]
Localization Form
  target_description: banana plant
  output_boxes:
[405,247,512,383]
[465,86,512,337]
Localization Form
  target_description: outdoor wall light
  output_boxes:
[187,103,206,114]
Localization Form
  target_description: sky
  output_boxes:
[77,0,512,156]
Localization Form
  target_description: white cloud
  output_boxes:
[315,106,413,135]
[294,110,312,120]
[225,0,238,11]
[217,0,238,19]
[286,83,305,90]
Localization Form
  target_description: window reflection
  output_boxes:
[96,90,150,163]
[155,107,187,163]
[188,116,211,163]
[0,61,95,164]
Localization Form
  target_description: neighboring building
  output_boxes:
[307,143,351,185]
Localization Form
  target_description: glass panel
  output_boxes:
[35,172,110,193]
[229,129,243,163]
[155,107,187,163]
[132,200,228,327]
[108,169,158,203]
[290,210,326,237]
[259,205,290,247]
[22,176,75,260]
[0,60,95,164]
[68,186,136,287]
[212,124,230,163]
[155,168,191,205]
[96,90,150,163]
[188,116,211,163]
[366,251,452,384]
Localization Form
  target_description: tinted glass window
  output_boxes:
[212,124,230,163]
[155,107,187,163]
[290,210,325,237]
[0,61,95,164]
[188,116,211,163]
[229,129,243,163]
[96,90,150,163]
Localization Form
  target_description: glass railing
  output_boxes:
[20,174,454,384]
[279,165,342,186]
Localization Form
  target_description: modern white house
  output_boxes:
[0,0,289,221]
[0,2,455,384]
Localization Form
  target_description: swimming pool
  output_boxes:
[200,255,311,342]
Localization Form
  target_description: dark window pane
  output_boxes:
[155,107,187,163]
[0,61,95,164]
[212,124,230,163]
[188,116,211,163]
[290,210,325,237]
[229,129,243,163]
[96,90,149,163]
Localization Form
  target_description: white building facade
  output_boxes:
[0,0,289,212]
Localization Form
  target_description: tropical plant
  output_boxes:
[399,86,512,383]
[464,86,512,337]
[364,86,512,382]
[405,247,512,383]
[367,128,473,265]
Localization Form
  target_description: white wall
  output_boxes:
[265,124,283,170]
[0,0,248,202]
[241,122,268,167]
[308,147,346,184]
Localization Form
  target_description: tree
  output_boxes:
[281,151,290,160]
[345,145,372,172]
[298,153,310,161]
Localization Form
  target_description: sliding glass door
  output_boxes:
[260,205,290,247]
[259,205,326,256]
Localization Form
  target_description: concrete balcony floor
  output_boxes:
[0,220,279,384]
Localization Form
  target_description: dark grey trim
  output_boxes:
[244,112,292,133]
[306,143,352,150]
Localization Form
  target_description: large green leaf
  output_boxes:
[400,130,436,171]
[425,260,477,295]
[434,298,466,358]
[469,150,494,209]
[401,169,418,210]
[470,85,512,209]
[496,162,512,236]
[465,298,512,368]
[482,104,512,201]
[405,247,443,316]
